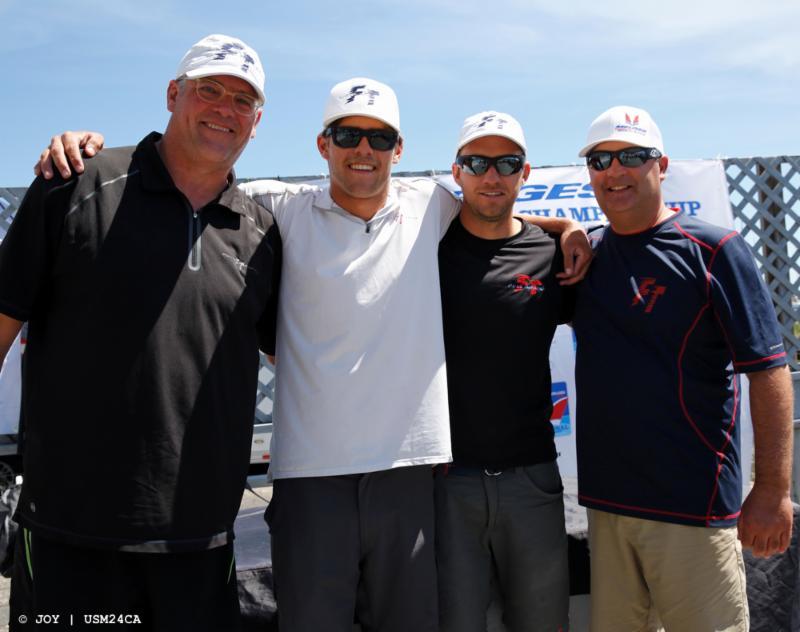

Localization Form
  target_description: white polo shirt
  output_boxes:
[242,178,460,478]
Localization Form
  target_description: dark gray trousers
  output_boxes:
[266,465,437,632]
[435,461,570,632]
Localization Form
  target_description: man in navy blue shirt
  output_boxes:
[572,105,794,632]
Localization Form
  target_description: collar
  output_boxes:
[134,132,247,216]
[312,180,401,223]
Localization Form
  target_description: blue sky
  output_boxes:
[2,0,798,186]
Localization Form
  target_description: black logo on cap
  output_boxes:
[477,114,507,129]
[213,42,256,73]
[346,85,380,105]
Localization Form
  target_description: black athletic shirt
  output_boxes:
[573,211,786,527]
[439,218,573,469]
[0,132,281,551]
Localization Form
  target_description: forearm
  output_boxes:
[748,365,793,493]
[0,314,24,367]
[516,214,575,236]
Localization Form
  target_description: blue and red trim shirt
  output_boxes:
[573,210,786,527]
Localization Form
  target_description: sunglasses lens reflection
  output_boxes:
[329,127,398,151]
[459,155,524,176]
[587,147,659,171]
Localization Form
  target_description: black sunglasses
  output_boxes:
[323,126,399,151]
[586,147,662,171]
[456,154,525,176]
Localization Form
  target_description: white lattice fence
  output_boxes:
[724,157,800,371]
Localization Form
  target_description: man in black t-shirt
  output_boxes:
[0,35,280,631]
[436,112,572,632]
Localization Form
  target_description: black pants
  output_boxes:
[266,465,438,632]
[9,530,241,631]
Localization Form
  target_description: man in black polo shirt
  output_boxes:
[0,34,280,630]
[436,112,572,632]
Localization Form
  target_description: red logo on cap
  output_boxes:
[625,113,640,125]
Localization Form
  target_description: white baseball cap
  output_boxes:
[322,77,400,133]
[176,34,266,105]
[578,105,664,157]
[456,111,527,155]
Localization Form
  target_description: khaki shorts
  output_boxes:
[588,509,749,632]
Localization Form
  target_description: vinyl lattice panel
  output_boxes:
[724,157,800,371]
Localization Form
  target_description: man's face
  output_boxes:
[587,141,668,226]
[166,74,262,169]
[453,135,530,224]
[317,115,402,212]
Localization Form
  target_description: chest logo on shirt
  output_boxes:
[508,274,545,297]
[631,277,666,313]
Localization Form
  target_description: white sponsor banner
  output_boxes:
[433,159,750,483]
[432,158,732,227]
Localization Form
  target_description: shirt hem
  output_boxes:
[270,453,453,479]
[579,496,740,528]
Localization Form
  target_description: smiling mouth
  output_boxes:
[203,122,234,133]
[608,185,631,192]
[349,163,376,172]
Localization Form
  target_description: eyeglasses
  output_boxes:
[456,154,525,176]
[586,147,662,171]
[191,78,262,117]
[323,126,399,151]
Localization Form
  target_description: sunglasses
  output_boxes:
[323,126,399,151]
[191,78,262,117]
[586,147,662,171]
[456,154,525,176]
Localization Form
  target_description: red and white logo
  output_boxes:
[509,274,545,297]
[631,277,666,313]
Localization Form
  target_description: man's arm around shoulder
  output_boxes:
[0,315,23,368]
[517,215,593,285]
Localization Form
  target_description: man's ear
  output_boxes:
[658,155,669,181]
[250,109,263,139]
[452,162,462,187]
[166,80,180,113]
[391,137,404,165]
[317,134,329,160]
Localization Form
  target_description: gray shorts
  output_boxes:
[266,465,437,632]
[435,461,569,632]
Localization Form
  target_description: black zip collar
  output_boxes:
[134,131,248,216]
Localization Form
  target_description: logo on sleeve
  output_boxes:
[508,274,545,297]
[222,252,257,275]
[631,277,666,313]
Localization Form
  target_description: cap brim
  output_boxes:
[457,130,526,155]
[322,113,400,134]
[578,134,663,157]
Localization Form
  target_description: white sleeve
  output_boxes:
[238,180,319,224]
[433,183,461,241]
